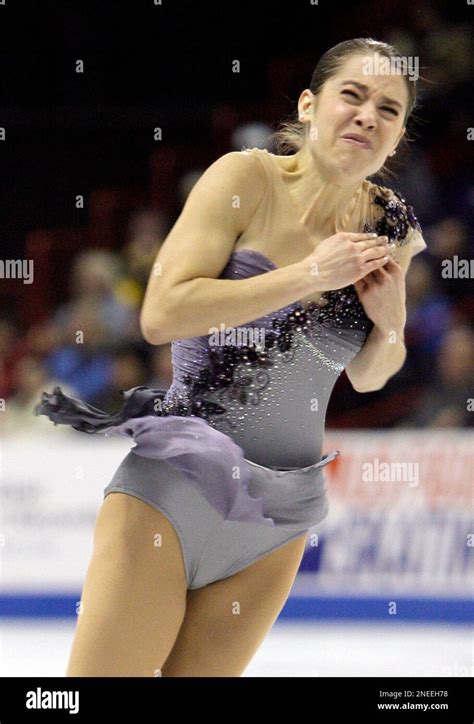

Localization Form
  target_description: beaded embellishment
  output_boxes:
[363,185,422,243]
[164,305,320,420]
[164,302,364,422]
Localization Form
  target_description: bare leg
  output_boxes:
[66,492,188,677]
[161,533,307,676]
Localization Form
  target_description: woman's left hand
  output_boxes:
[353,257,406,334]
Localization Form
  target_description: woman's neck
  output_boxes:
[279,144,366,235]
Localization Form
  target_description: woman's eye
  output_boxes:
[342,90,359,99]
[341,90,399,116]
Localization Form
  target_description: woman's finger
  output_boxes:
[354,278,368,293]
[383,257,402,272]
[363,271,377,285]
[368,269,385,284]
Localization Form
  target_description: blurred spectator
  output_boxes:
[146,345,173,389]
[0,354,76,435]
[231,121,274,152]
[403,257,453,377]
[25,319,64,356]
[44,298,115,403]
[122,208,168,290]
[398,324,474,427]
[385,145,440,222]
[178,168,204,206]
[92,348,149,412]
[423,25,472,89]
[0,318,19,399]
[0,318,66,402]
[427,217,469,261]
[53,249,141,347]
[424,217,470,308]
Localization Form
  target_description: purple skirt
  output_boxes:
[35,385,339,530]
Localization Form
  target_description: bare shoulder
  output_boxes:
[164,149,268,243]
[216,149,267,194]
[200,150,267,232]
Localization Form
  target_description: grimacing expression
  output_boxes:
[305,53,409,181]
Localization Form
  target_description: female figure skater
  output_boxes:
[36,38,427,676]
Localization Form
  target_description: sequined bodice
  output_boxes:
[162,250,371,467]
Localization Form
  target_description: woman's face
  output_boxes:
[302,52,409,182]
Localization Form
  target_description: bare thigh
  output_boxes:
[66,491,188,677]
[160,532,307,677]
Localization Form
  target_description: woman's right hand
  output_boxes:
[300,232,392,292]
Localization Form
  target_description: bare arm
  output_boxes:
[345,325,407,393]
[140,152,318,344]
[140,151,391,345]
[346,231,426,392]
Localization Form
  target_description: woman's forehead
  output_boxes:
[329,53,409,105]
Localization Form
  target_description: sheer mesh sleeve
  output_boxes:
[405,223,427,256]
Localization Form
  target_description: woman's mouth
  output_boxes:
[340,134,372,149]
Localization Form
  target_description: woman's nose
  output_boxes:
[354,106,377,130]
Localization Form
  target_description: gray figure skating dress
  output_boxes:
[35,148,425,589]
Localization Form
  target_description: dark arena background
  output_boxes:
[0,0,472,713]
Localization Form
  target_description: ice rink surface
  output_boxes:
[1,619,472,677]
